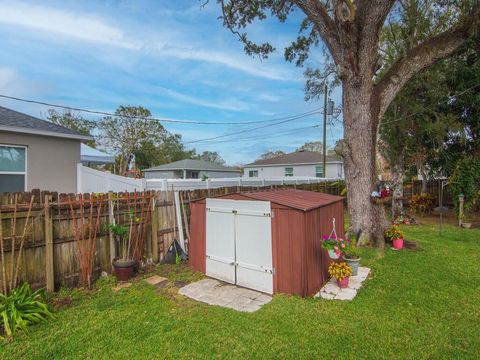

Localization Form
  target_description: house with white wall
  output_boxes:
[243,150,344,179]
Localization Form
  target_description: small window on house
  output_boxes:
[191,171,199,179]
[0,145,26,192]
[284,167,293,177]
[315,165,324,178]
[248,170,258,178]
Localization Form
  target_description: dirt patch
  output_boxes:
[174,280,188,288]
[51,296,73,310]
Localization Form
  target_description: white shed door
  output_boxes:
[205,199,236,284]
[205,198,273,294]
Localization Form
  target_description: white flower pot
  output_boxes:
[328,249,341,259]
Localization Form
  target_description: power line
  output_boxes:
[184,111,322,145]
[0,93,322,126]
[192,124,321,145]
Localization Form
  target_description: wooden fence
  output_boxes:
[1,179,448,294]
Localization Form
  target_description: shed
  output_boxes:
[188,189,345,297]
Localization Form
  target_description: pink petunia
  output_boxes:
[341,243,346,248]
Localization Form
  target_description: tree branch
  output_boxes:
[375,9,479,118]
[291,0,342,63]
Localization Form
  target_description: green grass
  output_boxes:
[1,223,479,359]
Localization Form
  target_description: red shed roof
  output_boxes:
[240,189,344,211]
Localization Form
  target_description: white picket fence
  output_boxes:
[77,164,341,193]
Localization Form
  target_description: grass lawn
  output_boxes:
[1,222,479,359]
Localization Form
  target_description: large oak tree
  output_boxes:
[218,0,479,246]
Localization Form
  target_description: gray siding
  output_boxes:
[0,131,80,193]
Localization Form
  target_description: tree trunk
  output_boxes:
[342,82,389,248]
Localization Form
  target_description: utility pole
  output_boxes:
[323,83,328,178]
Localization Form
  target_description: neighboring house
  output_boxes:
[143,159,241,179]
[243,150,344,179]
[0,106,92,193]
[81,143,115,166]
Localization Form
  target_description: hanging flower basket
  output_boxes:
[327,249,341,260]
[321,218,350,259]
[371,196,392,204]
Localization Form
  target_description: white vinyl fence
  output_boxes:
[146,176,342,191]
[77,164,145,193]
[77,164,341,193]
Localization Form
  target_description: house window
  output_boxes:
[315,165,324,177]
[0,145,26,192]
[284,167,293,177]
[248,170,258,178]
[191,171,199,179]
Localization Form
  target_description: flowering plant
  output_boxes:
[384,224,404,241]
[328,262,352,281]
[321,235,350,256]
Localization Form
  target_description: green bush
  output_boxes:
[0,283,53,339]
[450,158,480,213]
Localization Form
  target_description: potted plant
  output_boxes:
[321,235,350,259]
[105,210,140,281]
[328,262,352,288]
[343,237,361,276]
[385,224,405,250]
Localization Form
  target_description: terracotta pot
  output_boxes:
[392,238,404,250]
[337,277,349,288]
[113,259,136,281]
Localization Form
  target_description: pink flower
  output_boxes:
[334,246,339,251]
[341,243,346,248]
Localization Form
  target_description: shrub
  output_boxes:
[449,158,480,214]
[328,262,352,281]
[410,193,434,215]
[0,283,53,339]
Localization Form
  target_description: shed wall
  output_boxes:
[188,192,345,297]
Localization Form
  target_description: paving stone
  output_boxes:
[319,292,336,300]
[113,282,132,291]
[179,278,271,312]
[317,267,371,301]
[144,275,167,286]
[348,277,363,290]
[323,282,340,295]
[335,288,357,301]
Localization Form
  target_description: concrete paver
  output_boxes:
[315,266,371,301]
[179,278,272,312]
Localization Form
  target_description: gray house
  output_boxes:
[144,159,241,179]
[0,106,92,193]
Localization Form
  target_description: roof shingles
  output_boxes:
[0,106,91,139]
[144,159,240,172]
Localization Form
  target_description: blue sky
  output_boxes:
[0,0,343,165]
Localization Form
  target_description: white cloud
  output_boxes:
[156,87,250,112]
[0,1,296,81]
[0,2,141,50]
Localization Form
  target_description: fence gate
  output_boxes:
[205,198,273,294]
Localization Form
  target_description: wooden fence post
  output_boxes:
[44,195,54,292]
[151,196,159,263]
[108,192,115,271]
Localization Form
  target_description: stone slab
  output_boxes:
[113,282,132,291]
[144,275,168,286]
[179,278,272,312]
[315,266,371,301]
